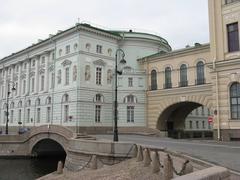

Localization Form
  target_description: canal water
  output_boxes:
[0,156,65,180]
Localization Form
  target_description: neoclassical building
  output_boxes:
[0,24,171,133]
[138,0,240,141]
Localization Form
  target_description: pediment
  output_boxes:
[20,73,26,79]
[61,59,72,67]
[93,59,106,66]
[48,65,54,72]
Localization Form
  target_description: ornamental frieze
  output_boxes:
[93,59,106,66]
[61,59,72,67]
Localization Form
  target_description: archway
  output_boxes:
[157,101,213,139]
[31,138,66,157]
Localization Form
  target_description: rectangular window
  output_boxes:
[128,77,133,87]
[47,107,51,123]
[27,109,30,123]
[37,108,41,123]
[10,110,14,123]
[96,45,102,54]
[41,76,44,91]
[95,105,101,123]
[189,121,192,129]
[15,82,18,96]
[196,121,199,129]
[202,121,205,129]
[65,68,70,85]
[96,67,102,85]
[201,106,204,115]
[64,105,69,122]
[51,73,54,89]
[31,78,35,92]
[227,22,239,52]
[66,45,70,54]
[18,109,21,123]
[127,106,134,123]
[23,80,26,94]
[225,0,240,4]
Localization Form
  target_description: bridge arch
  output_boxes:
[28,125,74,155]
[155,95,213,135]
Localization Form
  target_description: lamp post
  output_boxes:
[5,81,16,135]
[113,49,126,142]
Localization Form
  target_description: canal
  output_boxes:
[0,156,65,180]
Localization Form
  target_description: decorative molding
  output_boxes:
[30,71,35,77]
[39,68,45,75]
[93,59,106,66]
[48,64,54,72]
[13,74,18,81]
[20,73,26,79]
[61,59,72,67]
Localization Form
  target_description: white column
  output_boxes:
[35,56,40,94]
[11,66,14,98]
[26,60,30,95]
[44,54,49,92]
[17,63,22,96]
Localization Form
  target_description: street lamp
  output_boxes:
[5,81,16,135]
[113,49,126,142]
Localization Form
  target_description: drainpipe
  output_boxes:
[213,59,220,140]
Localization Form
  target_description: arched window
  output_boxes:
[35,98,41,106]
[73,65,77,81]
[151,70,157,90]
[165,67,172,89]
[230,82,240,119]
[196,61,205,85]
[180,64,188,87]
[18,101,22,108]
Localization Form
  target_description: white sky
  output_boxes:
[0,0,209,59]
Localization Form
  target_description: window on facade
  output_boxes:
[18,109,21,123]
[230,82,240,119]
[36,98,40,106]
[164,67,172,89]
[24,63,27,70]
[196,61,205,85]
[23,80,26,94]
[151,70,157,90]
[202,121,205,129]
[58,70,61,84]
[180,64,188,87]
[95,105,101,123]
[96,94,102,102]
[96,45,102,54]
[225,0,240,4]
[74,43,78,51]
[15,82,18,96]
[96,67,102,85]
[51,73,55,89]
[64,105,69,122]
[52,52,55,60]
[201,106,205,115]
[108,48,112,56]
[189,121,192,129]
[37,108,41,123]
[47,107,51,123]
[41,76,44,91]
[227,22,239,52]
[138,77,143,87]
[65,68,70,85]
[127,106,134,123]
[46,97,51,104]
[86,43,91,51]
[128,77,133,87]
[107,69,112,84]
[66,45,70,54]
[27,109,30,123]
[32,60,35,67]
[10,110,14,123]
[73,66,77,81]
[196,121,199,129]
[31,78,35,92]
[127,95,134,103]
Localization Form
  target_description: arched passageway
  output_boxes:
[157,102,213,139]
[31,139,66,158]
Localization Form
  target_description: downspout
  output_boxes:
[213,59,220,140]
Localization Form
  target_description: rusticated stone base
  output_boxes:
[213,129,240,141]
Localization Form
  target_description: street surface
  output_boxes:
[96,134,240,173]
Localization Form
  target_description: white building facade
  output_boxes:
[0,24,171,133]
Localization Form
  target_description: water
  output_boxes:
[0,156,65,180]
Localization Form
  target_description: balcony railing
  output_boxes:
[195,78,206,85]
[163,82,172,89]
[179,81,188,87]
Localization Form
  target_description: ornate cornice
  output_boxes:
[93,59,106,66]
[61,59,72,67]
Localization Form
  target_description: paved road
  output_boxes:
[95,134,240,173]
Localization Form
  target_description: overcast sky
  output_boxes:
[0,0,209,59]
